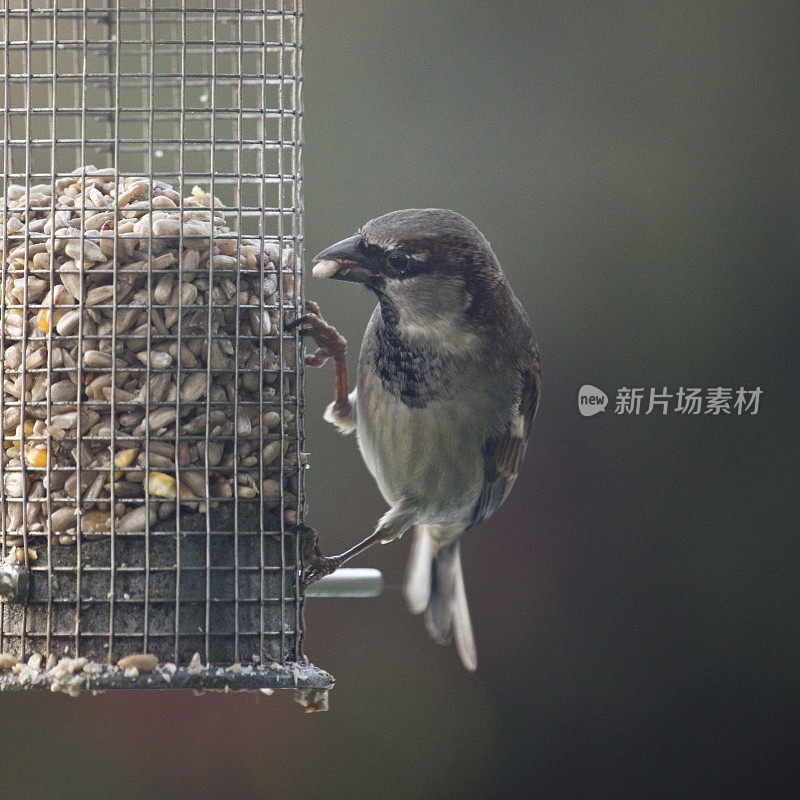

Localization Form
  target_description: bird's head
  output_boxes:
[312,209,504,339]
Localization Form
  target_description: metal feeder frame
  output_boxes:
[0,0,359,695]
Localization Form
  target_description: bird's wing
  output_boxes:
[467,343,540,529]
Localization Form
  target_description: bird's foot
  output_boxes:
[299,524,342,588]
[286,300,347,367]
[302,555,341,588]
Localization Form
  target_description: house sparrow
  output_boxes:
[291,209,540,671]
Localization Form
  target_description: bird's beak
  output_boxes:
[312,234,374,283]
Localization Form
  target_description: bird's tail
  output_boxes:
[404,525,477,671]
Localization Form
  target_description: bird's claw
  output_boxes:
[302,556,341,588]
[299,524,341,588]
[287,301,346,367]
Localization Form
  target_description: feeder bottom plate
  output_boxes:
[0,660,334,695]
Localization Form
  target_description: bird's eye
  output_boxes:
[387,250,412,273]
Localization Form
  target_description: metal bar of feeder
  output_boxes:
[303,569,384,599]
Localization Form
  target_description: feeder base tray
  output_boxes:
[0,660,334,696]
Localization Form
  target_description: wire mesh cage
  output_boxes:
[0,0,333,694]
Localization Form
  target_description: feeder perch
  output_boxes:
[0,0,369,697]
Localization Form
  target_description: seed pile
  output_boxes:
[1,166,299,546]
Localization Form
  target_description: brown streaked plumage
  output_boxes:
[469,352,541,529]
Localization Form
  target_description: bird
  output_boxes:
[290,208,540,671]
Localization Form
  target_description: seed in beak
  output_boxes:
[312,259,341,279]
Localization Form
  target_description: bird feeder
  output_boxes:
[0,0,362,697]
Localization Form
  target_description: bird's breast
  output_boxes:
[355,358,505,525]
[367,312,450,409]
[352,302,519,524]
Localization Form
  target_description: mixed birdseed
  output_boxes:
[0,166,300,548]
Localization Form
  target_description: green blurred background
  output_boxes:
[3,1,799,798]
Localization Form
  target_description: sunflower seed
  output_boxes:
[117,653,158,672]
[85,285,115,306]
[49,380,78,403]
[136,350,173,370]
[117,180,149,207]
[179,372,207,402]
[152,277,172,307]
[50,506,77,532]
[82,350,113,369]
[144,406,175,432]
[117,505,157,532]
[64,238,105,263]
[55,308,82,336]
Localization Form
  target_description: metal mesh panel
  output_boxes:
[0,0,321,689]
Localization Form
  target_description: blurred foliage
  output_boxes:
[2,2,798,798]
